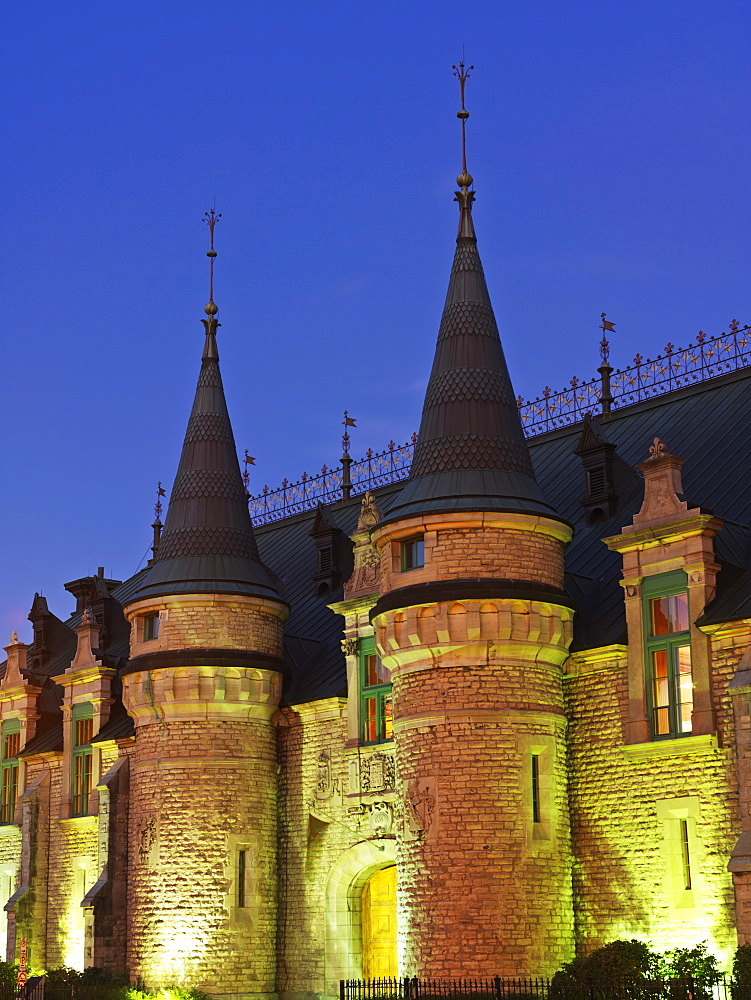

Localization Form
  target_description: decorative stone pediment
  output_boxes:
[628,438,694,528]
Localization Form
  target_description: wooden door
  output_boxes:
[362,865,397,978]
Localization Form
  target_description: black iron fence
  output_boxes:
[340,978,734,1000]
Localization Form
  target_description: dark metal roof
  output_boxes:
[381,199,562,527]
[129,318,282,604]
[3,366,750,720]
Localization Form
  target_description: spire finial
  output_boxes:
[451,59,476,240]
[242,450,255,500]
[201,206,222,359]
[149,481,166,566]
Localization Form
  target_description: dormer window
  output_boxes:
[400,537,424,572]
[644,572,692,739]
[72,704,94,817]
[142,613,159,641]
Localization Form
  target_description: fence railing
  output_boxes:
[249,322,750,526]
[341,977,732,1000]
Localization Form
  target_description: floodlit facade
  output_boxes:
[2,143,751,1000]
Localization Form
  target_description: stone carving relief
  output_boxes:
[341,638,359,658]
[315,751,334,801]
[137,815,159,866]
[357,491,382,531]
[343,493,384,600]
[368,801,393,837]
[399,777,438,842]
[360,752,395,793]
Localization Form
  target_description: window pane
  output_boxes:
[363,698,377,743]
[677,644,693,732]
[382,694,393,741]
[364,655,378,688]
[651,598,671,636]
[73,752,92,816]
[668,594,689,633]
[650,593,689,635]
[651,649,670,735]
[75,718,93,747]
[3,733,19,760]
[401,538,424,571]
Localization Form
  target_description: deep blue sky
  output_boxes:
[2,1,750,638]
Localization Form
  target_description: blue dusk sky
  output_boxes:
[2,0,750,638]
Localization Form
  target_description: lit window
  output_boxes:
[142,613,159,641]
[360,641,392,746]
[400,537,424,572]
[72,704,93,817]
[0,722,20,825]
[644,572,692,739]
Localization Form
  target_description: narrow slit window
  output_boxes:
[680,819,692,890]
[238,849,247,908]
[531,754,541,824]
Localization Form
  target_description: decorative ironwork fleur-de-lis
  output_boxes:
[696,331,706,344]
[730,318,740,333]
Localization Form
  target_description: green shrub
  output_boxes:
[735,945,751,985]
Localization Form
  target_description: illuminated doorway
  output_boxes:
[361,864,397,978]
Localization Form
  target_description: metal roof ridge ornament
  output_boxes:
[452,58,476,241]
[201,205,222,360]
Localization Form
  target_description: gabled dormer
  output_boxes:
[27,594,75,673]
[309,504,353,598]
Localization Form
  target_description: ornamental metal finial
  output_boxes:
[242,450,256,499]
[154,481,166,523]
[202,204,222,313]
[599,313,616,364]
[452,59,474,190]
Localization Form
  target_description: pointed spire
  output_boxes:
[130,213,282,604]
[381,65,565,528]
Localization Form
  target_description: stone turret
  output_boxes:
[370,80,576,976]
[121,233,288,995]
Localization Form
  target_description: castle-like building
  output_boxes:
[2,96,751,1000]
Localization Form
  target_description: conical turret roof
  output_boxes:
[382,179,564,527]
[130,306,282,604]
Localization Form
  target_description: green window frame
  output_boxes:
[72,703,94,817]
[643,571,693,740]
[0,721,20,825]
[360,639,393,746]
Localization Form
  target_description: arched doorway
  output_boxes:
[362,865,397,978]
[324,838,396,993]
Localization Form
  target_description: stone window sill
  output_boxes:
[621,733,718,761]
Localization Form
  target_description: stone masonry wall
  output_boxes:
[565,632,741,967]
[277,704,397,1000]
[127,718,278,999]
[393,662,573,977]
[128,597,284,661]
[430,528,564,588]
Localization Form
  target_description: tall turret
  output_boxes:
[121,212,288,995]
[370,66,576,976]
